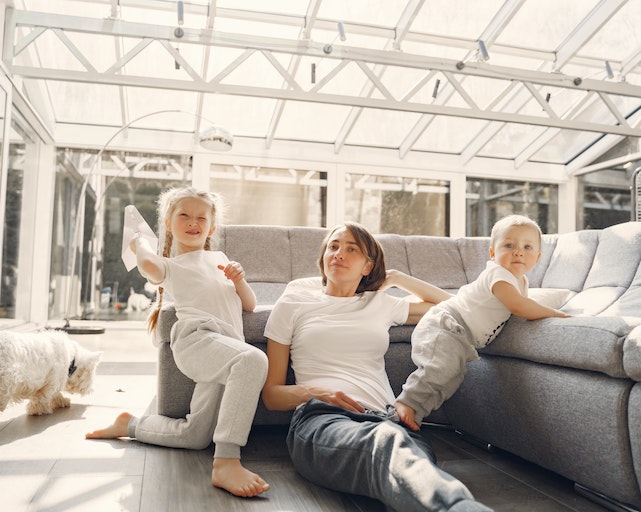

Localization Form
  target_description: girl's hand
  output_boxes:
[217,261,246,283]
[129,232,142,253]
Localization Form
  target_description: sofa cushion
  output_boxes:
[482,315,637,379]
[526,234,557,288]
[406,236,468,289]
[541,229,598,290]
[219,225,293,282]
[288,226,327,279]
[251,283,288,306]
[456,237,490,284]
[527,288,575,309]
[623,325,641,382]
[243,307,271,343]
[378,234,411,274]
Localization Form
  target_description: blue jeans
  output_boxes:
[287,399,493,512]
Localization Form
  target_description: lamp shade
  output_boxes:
[199,125,233,151]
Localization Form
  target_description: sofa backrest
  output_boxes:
[213,222,641,315]
[215,225,326,304]
[547,221,641,316]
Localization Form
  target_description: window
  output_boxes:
[577,168,632,230]
[51,149,191,320]
[466,178,558,236]
[344,174,449,236]
[208,164,327,227]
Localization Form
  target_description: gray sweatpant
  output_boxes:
[128,316,268,459]
[398,304,479,424]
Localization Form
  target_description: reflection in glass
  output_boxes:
[466,178,558,236]
[345,174,449,236]
[51,148,191,321]
[208,165,327,227]
[1,106,28,319]
[578,168,632,230]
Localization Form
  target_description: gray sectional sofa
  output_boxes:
[155,221,641,511]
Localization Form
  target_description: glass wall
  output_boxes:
[466,178,559,236]
[51,149,191,321]
[1,108,34,319]
[208,165,327,227]
[577,168,632,229]
[344,174,450,236]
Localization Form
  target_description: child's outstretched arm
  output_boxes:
[217,261,257,312]
[493,281,571,319]
[131,235,165,284]
[381,269,453,324]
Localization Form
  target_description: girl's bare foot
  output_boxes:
[85,412,132,439]
[212,458,270,497]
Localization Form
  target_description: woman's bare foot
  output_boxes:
[212,458,270,497]
[85,412,132,439]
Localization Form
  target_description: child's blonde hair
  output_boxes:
[147,186,220,332]
[490,214,542,248]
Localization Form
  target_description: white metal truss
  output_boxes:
[4,5,641,155]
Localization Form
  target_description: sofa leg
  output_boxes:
[574,483,639,512]
[454,429,495,452]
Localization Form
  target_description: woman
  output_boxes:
[262,222,492,512]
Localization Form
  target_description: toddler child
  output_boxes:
[396,214,570,430]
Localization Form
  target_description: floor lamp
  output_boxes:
[61,109,233,334]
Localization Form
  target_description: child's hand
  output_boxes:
[217,261,246,283]
[394,400,420,431]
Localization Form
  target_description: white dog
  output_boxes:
[0,329,101,415]
[125,292,151,312]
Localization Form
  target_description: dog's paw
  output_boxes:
[51,393,71,410]
[27,401,53,416]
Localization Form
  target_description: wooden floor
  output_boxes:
[0,321,610,512]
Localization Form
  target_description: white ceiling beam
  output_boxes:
[16,64,641,138]
[9,10,641,97]
[462,0,628,164]
[335,0,425,153]
[399,0,526,159]
[265,0,321,149]
[553,0,627,70]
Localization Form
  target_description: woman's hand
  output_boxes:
[309,387,366,413]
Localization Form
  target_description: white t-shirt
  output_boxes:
[264,285,409,412]
[159,250,243,340]
[449,260,527,347]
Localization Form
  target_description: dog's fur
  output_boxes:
[125,292,151,312]
[0,330,101,415]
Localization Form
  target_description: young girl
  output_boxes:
[86,187,270,498]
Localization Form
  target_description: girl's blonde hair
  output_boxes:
[147,186,220,332]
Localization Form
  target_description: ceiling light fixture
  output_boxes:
[605,60,614,79]
[199,125,233,152]
[432,79,441,99]
[477,40,490,62]
[174,0,184,38]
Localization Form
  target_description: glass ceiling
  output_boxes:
[4,0,641,180]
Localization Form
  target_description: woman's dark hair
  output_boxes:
[318,221,386,294]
